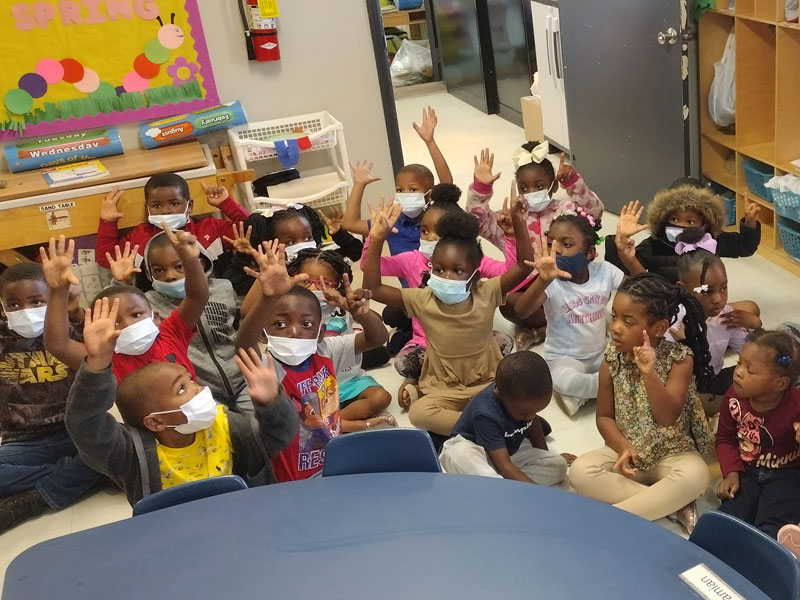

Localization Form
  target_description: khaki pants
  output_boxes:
[408,393,470,436]
[569,446,710,521]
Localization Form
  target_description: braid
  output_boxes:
[550,213,602,248]
[286,248,352,292]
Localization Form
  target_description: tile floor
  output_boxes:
[3,90,800,588]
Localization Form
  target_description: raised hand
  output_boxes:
[40,236,80,289]
[509,181,527,222]
[339,273,371,317]
[201,182,229,207]
[617,200,649,240]
[716,472,740,500]
[106,242,141,284]
[555,152,575,184]
[235,347,281,406]
[633,330,656,374]
[100,186,125,223]
[367,197,402,241]
[222,221,253,254]
[350,160,380,187]
[320,276,348,311]
[497,197,514,237]
[412,105,438,143]
[319,206,343,236]
[83,297,121,360]
[473,147,501,186]
[162,222,201,260]
[614,446,639,477]
[744,197,760,228]
[525,236,571,282]
[244,239,309,297]
[720,309,761,330]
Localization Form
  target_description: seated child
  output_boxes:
[440,352,572,485]
[570,273,714,533]
[716,330,800,540]
[106,233,250,411]
[65,296,297,506]
[0,263,102,532]
[236,241,388,480]
[466,144,603,350]
[42,230,208,383]
[363,199,534,437]
[95,174,249,269]
[516,210,624,416]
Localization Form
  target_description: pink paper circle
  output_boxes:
[122,71,150,93]
[18,73,48,98]
[74,68,100,93]
[158,24,185,50]
[35,58,64,84]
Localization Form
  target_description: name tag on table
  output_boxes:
[680,564,746,600]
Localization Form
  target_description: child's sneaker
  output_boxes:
[0,489,49,533]
[778,524,800,560]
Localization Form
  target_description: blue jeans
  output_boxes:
[0,430,102,510]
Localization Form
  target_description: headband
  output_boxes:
[512,141,550,170]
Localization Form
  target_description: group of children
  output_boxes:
[1,106,799,563]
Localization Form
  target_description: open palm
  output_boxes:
[40,236,80,289]
[525,236,571,282]
[244,240,308,296]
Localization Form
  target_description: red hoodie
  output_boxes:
[95,198,249,268]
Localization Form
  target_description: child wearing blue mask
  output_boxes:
[363,198,534,437]
[516,211,625,416]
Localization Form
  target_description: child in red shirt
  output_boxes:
[716,329,800,538]
[95,173,249,268]
[41,230,209,383]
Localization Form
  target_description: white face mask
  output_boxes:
[114,317,159,356]
[4,306,47,339]
[148,207,189,230]
[395,192,426,218]
[665,226,683,243]
[523,188,553,213]
[266,332,319,366]
[150,386,218,435]
[427,270,478,305]
[152,278,186,299]
[419,239,438,259]
[284,241,317,262]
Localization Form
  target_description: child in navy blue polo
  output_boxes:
[440,352,574,485]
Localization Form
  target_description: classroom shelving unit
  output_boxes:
[699,1,800,275]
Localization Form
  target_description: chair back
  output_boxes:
[322,428,441,476]
[132,475,248,516]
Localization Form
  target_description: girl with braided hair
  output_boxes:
[570,273,714,533]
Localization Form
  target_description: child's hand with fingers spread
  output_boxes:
[40,236,80,289]
[633,330,656,374]
[350,160,380,187]
[525,236,571,283]
[201,182,229,207]
[556,153,575,184]
[616,200,649,242]
[412,105,438,144]
[245,240,309,297]
[106,242,141,284]
[100,186,124,223]
[473,147,501,186]
[367,197,401,241]
[162,222,201,260]
[744,198,760,228]
[222,222,253,254]
[319,206,343,236]
[235,347,281,406]
[83,297,121,371]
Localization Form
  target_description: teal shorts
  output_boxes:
[338,375,382,405]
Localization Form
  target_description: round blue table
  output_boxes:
[2,472,769,599]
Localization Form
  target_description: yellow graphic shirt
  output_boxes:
[157,405,233,489]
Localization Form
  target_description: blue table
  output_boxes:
[2,473,769,600]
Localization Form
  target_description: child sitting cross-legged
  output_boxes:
[237,241,389,481]
[440,352,574,485]
[65,297,297,506]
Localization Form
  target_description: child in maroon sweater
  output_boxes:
[716,329,800,538]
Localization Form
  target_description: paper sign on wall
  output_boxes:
[258,0,280,18]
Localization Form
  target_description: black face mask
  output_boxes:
[555,252,589,280]
[676,225,708,245]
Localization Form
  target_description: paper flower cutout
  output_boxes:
[166,57,198,87]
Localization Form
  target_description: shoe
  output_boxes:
[0,489,49,533]
[672,501,698,534]
[514,326,546,352]
[778,524,800,560]
[553,392,587,417]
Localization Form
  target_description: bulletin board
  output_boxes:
[0,0,219,141]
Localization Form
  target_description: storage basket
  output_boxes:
[229,112,341,163]
[396,0,424,8]
[723,195,736,226]
[772,188,800,222]
[778,218,800,261]
[742,160,774,202]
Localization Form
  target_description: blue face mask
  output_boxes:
[427,270,478,305]
[152,278,186,298]
[555,253,589,281]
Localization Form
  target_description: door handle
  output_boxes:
[545,15,553,76]
[657,27,678,45]
[554,29,563,79]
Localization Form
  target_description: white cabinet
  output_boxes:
[531,1,570,151]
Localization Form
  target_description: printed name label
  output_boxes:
[39,202,75,212]
[680,564,746,600]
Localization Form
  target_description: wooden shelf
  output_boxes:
[702,129,736,150]
[711,8,736,17]
[739,141,777,165]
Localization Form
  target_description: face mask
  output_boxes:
[266,332,319,366]
[114,317,159,356]
[555,252,590,280]
[665,226,683,243]
[284,241,317,262]
[419,239,438,259]
[152,278,186,299]
[395,192,426,218]
[523,187,553,213]
[4,306,47,339]
[151,386,218,435]
[428,270,477,305]
[148,207,189,230]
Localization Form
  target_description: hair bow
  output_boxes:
[778,352,792,367]
[693,284,709,294]
[674,233,718,255]
[512,141,550,170]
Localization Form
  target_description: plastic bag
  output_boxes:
[390,39,432,87]
[708,31,736,127]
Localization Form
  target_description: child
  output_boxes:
[466,145,603,349]
[609,183,761,284]
[0,263,102,532]
[42,230,209,384]
[363,198,534,437]
[516,210,625,416]
[716,329,800,540]
[236,241,389,480]
[359,183,514,407]
[570,273,714,533]
[440,352,573,485]
[65,296,298,506]
[96,175,249,269]
[106,233,250,411]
